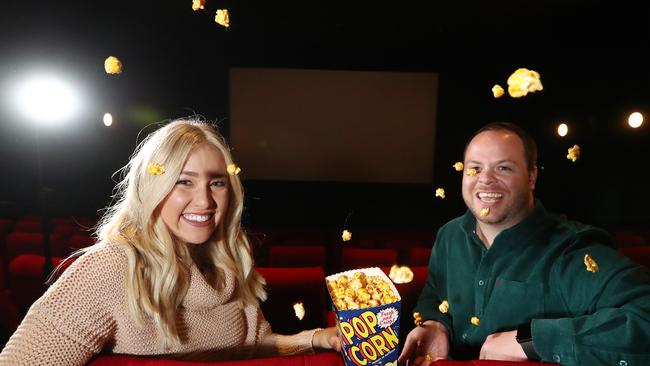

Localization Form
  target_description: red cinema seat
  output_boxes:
[405,247,432,266]
[432,361,555,365]
[7,254,76,315]
[619,246,650,268]
[12,218,42,233]
[383,239,428,251]
[0,218,11,240]
[0,287,19,341]
[340,248,398,271]
[257,267,326,335]
[612,232,647,247]
[87,350,344,366]
[66,234,96,252]
[268,245,326,267]
[5,232,67,261]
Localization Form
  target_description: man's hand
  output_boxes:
[398,320,449,365]
[479,330,527,361]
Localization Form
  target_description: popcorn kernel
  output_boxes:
[413,312,424,327]
[227,163,241,175]
[215,9,230,28]
[492,84,505,98]
[293,302,305,320]
[147,162,165,175]
[104,56,122,74]
[438,300,449,314]
[342,229,352,242]
[584,254,599,273]
[507,68,543,98]
[192,0,205,11]
[567,144,581,162]
[471,316,480,326]
[388,264,414,284]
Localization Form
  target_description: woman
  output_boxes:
[0,119,339,365]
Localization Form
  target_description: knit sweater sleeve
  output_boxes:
[0,244,121,366]
[243,304,317,357]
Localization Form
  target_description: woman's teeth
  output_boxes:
[183,213,211,222]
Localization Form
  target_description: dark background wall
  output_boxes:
[0,1,649,235]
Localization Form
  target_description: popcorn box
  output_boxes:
[326,267,401,366]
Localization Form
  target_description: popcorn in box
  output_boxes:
[326,267,401,366]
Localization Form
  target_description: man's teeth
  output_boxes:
[183,213,211,222]
[478,192,503,202]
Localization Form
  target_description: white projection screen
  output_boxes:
[229,68,438,184]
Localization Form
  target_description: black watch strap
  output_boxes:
[516,323,541,361]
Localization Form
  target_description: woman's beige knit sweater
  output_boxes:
[0,243,317,365]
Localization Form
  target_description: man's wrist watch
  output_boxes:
[516,323,541,361]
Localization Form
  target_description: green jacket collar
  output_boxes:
[460,199,551,249]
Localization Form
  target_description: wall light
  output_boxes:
[103,112,113,127]
[11,73,82,126]
[557,123,568,137]
[628,112,644,128]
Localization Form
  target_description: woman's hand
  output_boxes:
[313,327,342,351]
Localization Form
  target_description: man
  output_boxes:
[399,122,650,365]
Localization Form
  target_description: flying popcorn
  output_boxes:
[147,162,165,175]
[293,302,305,320]
[507,68,543,98]
[480,207,490,217]
[584,254,599,273]
[227,163,241,175]
[453,162,464,171]
[192,0,205,11]
[471,316,481,326]
[341,229,352,242]
[104,56,122,74]
[438,300,449,314]
[413,312,423,327]
[215,9,230,28]
[466,168,477,177]
[492,84,505,98]
[388,264,414,284]
[567,144,581,162]
[435,188,445,199]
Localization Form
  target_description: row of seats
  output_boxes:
[1,253,429,343]
[7,242,649,334]
[3,245,650,359]
[0,235,430,289]
[0,232,431,266]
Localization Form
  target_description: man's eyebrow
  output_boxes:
[465,159,519,167]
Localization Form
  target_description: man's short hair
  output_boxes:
[464,122,538,172]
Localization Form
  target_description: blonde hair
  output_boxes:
[93,118,266,348]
